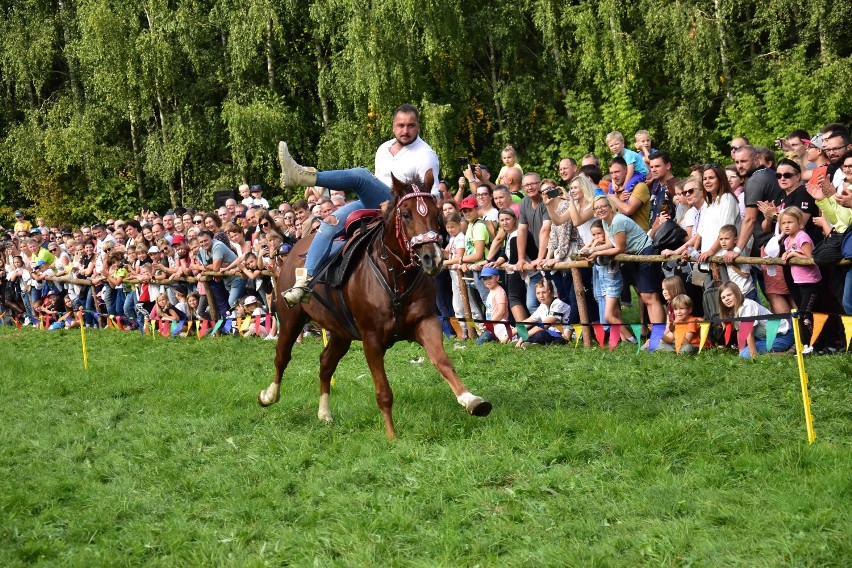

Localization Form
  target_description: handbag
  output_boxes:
[812,230,844,265]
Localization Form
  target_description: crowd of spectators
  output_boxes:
[3,125,852,357]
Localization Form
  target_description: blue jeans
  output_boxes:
[526,272,542,315]
[844,267,852,316]
[738,330,795,358]
[316,167,393,209]
[305,168,393,276]
[226,277,246,309]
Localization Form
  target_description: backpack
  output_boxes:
[701,263,731,347]
[652,220,688,252]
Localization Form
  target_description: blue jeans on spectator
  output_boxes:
[226,276,246,310]
[209,280,230,317]
[738,330,795,358]
[85,286,100,326]
[844,268,852,316]
[123,290,138,325]
[526,271,542,315]
[110,287,122,316]
[472,270,490,310]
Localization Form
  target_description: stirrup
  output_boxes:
[282,286,312,308]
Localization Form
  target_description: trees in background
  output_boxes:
[0,0,850,224]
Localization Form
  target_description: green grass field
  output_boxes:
[1,326,850,566]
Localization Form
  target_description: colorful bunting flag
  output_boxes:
[737,321,754,352]
[592,323,605,349]
[673,323,687,354]
[764,319,781,353]
[608,324,620,351]
[842,316,852,351]
[809,313,828,347]
[698,322,710,353]
[648,323,665,352]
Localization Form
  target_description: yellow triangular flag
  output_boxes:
[449,317,464,339]
[240,315,252,332]
[673,323,687,354]
[842,316,852,351]
[573,325,583,348]
[809,313,829,347]
[698,322,710,353]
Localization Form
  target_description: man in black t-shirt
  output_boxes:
[725,146,783,262]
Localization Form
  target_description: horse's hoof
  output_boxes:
[470,399,492,417]
[257,389,280,407]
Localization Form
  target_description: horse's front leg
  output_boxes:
[318,335,351,423]
[258,308,308,407]
[414,317,492,417]
[362,338,396,439]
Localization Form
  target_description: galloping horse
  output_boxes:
[258,172,491,438]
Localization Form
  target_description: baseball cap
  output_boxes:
[148,246,160,253]
[244,295,259,305]
[481,266,499,278]
[171,234,185,244]
[459,196,478,210]
[250,185,263,192]
[803,134,823,149]
[14,210,23,217]
[35,259,48,268]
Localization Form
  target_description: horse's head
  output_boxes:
[388,170,443,275]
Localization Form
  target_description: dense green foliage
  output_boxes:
[1,327,850,565]
[1,1,851,224]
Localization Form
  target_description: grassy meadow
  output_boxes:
[1,326,850,566]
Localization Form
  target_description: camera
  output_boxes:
[545,187,560,199]
[457,157,469,169]
[774,138,786,150]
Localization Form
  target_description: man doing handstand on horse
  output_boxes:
[278,103,440,306]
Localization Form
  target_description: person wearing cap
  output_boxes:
[277,103,440,306]
[248,185,270,209]
[476,266,509,344]
[14,211,32,234]
[458,194,491,309]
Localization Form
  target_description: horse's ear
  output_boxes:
[424,169,434,192]
[391,173,406,198]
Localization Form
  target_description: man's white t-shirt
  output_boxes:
[374,136,440,197]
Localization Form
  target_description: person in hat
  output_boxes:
[249,185,270,209]
[458,194,491,309]
[512,278,569,348]
[14,211,32,234]
[476,266,509,344]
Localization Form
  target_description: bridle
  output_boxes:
[392,185,441,270]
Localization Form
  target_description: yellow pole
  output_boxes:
[322,328,336,386]
[790,310,816,444]
[78,309,89,370]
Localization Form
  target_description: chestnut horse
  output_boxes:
[258,173,492,438]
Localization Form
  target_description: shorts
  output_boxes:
[596,264,623,298]
[635,245,663,293]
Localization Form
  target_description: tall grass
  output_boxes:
[1,327,849,566]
